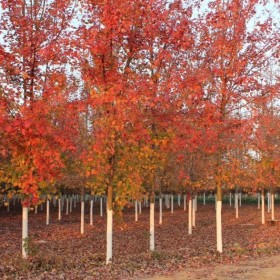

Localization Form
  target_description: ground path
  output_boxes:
[146,254,280,280]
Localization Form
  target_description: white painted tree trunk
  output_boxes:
[90,199,93,226]
[22,206,28,259]
[188,198,192,235]
[239,193,241,207]
[271,192,275,221]
[139,201,142,214]
[203,193,206,205]
[81,201,85,234]
[195,195,197,211]
[261,190,265,224]
[35,205,38,214]
[171,195,174,214]
[66,198,69,215]
[183,195,187,211]
[159,197,162,225]
[229,193,232,206]
[135,200,138,221]
[106,208,113,264]
[235,193,239,219]
[192,198,196,227]
[258,193,260,209]
[58,198,61,220]
[100,197,103,217]
[178,194,181,206]
[216,200,222,252]
[46,199,50,225]
[267,192,271,212]
[150,202,155,251]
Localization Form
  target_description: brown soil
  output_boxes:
[1,200,280,279]
[146,254,280,279]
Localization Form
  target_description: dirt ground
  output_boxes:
[1,199,280,279]
[146,254,280,279]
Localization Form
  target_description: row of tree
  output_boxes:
[0,0,279,263]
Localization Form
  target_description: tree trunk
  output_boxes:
[171,194,174,214]
[106,186,113,264]
[100,197,103,217]
[261,189,265,224]
[192,196,196,228]
[81,188,85,234]
[58,198,61,220]
[267,191,271,213]
[271,190,275,221]
[159,196,162,225]
[203,192,206,205]
[90,199,93,226]
[258,192,260,209]
[188,194,192,235]
[150,197,155,251]
[46,199,50,225]
[183,194,187,211]
[70,197,73,213]
[66,198,69,215]
[135,200,138,221]
[22,206,28,259]
[235,192,239,219]
[216,186,222,253]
